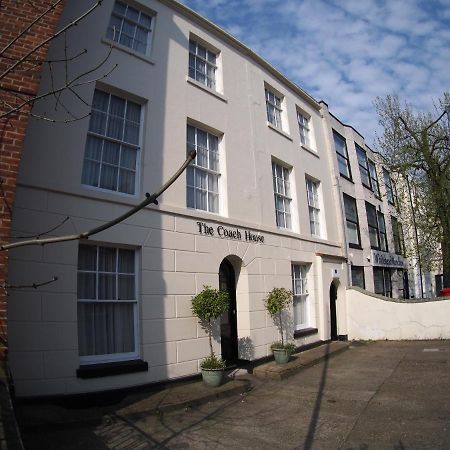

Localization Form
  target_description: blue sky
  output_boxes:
[179,0,450,146]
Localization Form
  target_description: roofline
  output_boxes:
[160,0,321,111]
[319,100,366,141]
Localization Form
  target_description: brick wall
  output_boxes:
[0,0,64,357]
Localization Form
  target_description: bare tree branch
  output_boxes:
[1,151,196,250]
[1,43,117,120]
[5,276,58,290]
[0,0,64,58]
[11,216,70,239]
[0,1,102,82]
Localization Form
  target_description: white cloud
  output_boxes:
[179,0,450,145]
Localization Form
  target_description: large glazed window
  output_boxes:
[366,202,380,249]
[188,39,217,90]
[266,89,283,129]
[306,178,321,237]
[333,131,352,180]
[186,124,220,213]
[297,111,310,147]
[292,264,309,330]
[272,161,292,229]
[82,90,141,195]
[106,1,154,55]
[343,194,361,247]
[356,144,370,188]
[373,267,392,297]
[77,244,138,363]
[368,159,380,197]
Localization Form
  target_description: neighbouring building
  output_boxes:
[6,0,412,397]
[321,103,409,300]
[0,0,64,358]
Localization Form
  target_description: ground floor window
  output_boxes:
[373,267,392,297]
[77,244,138,363]
[351,265,365,289]
[292,264,309,330]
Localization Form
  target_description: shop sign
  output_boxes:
[196,221,264,244]
[371,250,405,268]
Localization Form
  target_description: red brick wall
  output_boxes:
[0,0,64,357]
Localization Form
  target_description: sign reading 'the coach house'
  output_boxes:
[196,221,264,244]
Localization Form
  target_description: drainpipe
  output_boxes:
[335,176,351,283]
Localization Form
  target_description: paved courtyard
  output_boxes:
[16,340,450,449]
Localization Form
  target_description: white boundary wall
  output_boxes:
[346,287,450,340]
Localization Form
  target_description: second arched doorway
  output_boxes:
[219,258,239,364]
[329,282,338,341]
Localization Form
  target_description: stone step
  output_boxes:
[253,341,351,381]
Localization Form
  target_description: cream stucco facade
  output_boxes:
[8,0,350,397]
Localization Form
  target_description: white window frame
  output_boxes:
[272,161,292,229]
[297,110,310,147]
[106,1,154,56]
[77,244,139,364]
[186,124,221,214]
[188,38,218,91]
[306,178,321,237]
[81,89,142,196]
[265,88,283,129]
[292,264,309,330]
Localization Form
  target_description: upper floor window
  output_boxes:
[106,1,153,55]
[368,159,380,197]
[378,211,388,252]
[292,264,310,330]
[356,144,370,188]
[188,39,217,90]
[343,194,361,247]
[186,124,220,213]
[391,216,405,255]
[82,89,141,195]
[297,111,310,147]
[365,202,387,251]
[333,131,352,180]
[77,244,138,363]
[272,161,292,229]
[306,178,321,237]
[383,168,397,206]
[266,88,283,129]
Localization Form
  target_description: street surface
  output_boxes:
[18,340,450,449]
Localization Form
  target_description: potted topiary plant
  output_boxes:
[191,285,230,386]
[265,287,295,364]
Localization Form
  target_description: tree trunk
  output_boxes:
[279,311,284,346]
[208,319,214,356]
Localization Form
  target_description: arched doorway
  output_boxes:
[219,258,238,364]
[329,282,338,340]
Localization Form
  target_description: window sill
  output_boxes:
[102,38,155,65]
[349,243,362,250]
[301,144,319,158]
[294,327,318,339]
[77,359,148,379]
[340,174,354,184]
[186,77,228,103]
[267,122,293,141]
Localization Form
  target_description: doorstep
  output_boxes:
[253,341,351,381]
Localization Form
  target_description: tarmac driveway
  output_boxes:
[17,340,450,449]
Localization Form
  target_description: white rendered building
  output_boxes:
[321,103,409,300]
[8,0,351,397]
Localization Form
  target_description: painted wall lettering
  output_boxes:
[196,221,264,244]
